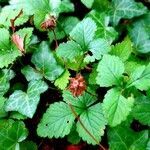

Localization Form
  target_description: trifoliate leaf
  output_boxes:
[37,102,75,138]
[110,0,147,25]
[128,19,150,53]
[54,70,70,90]
[76,103,107,145]
[0,6,29,28]
[5,80,48,118]
[0,120,28,150]
[89,11,118,43]
[0,97,7,118]
[63,90,97,109]
[70,18,96,50]
[127,63,150,90]
[21,65,43,81]
[32,41,64,81]
[0,69,15,96]
[111,37,132,62]
[48,16,79,41]
[108,126,149,150]
[102,88,134,127]
[96,54,124,87]
[132,95,150,126]
[81,0,94,8]
[86,38,111,62]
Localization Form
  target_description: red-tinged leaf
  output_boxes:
[12,33,25,53]
[66,145,82,150]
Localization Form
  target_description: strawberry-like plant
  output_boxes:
[0,0,149,149]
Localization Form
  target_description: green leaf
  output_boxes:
[67,123,81,144]
[76,103,107,145]
[147,140,150,150]
[111,37,132,62]
[0,97,7,118]
[81,0,94,8]
[110,0,147,25]
[59,0,74,13]
[21,65,43,81]
[70,18,96,50]
[89,11,118,43]
[16,27,33,47]
[108,126,149,150]
[20,141,37,150]
[37,102,75,138]
[48,16,79,41]
[32,41,64,81]
[0,7,29,28]
[0,69,15,96]
[127,63,150,90]
[128,19,150,53]
[132,95,150,126]
[56,41,83,61]
[85,38,111,62]
[54,70,70,90]
[89,64,98,85]
[0,28,21,68]
[0,120,28,150]
[96,54,124,87]
[5,80,48,118]
[0,28,10,50]
[103,88,134,127]
[63,90,97,110]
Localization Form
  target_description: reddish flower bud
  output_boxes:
[41,16,56,30]
[68,74,86,97]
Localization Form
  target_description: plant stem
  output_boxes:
[68,103,106,150]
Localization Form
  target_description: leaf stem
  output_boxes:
[68,103,106,150]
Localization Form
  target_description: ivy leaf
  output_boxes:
[128,19,150,53]
[0,69,15,96]
[89,11,118,43]
[127,63,150,90]
[132,95,150,126]
[21,65,43,81]
[70,18,96,50]
[108,126,149,150]
[76,103,107,145]
[37,102,75,138]
[111,37,132,62]
[96,55,124,87]
[0,120,28,150]
[54,70,70,90]
[81,0,94,8]
[32,41,64,81]
[110,0,147,25]
[5,80,48,118]
[102,88,134,127]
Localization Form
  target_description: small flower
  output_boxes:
[12,34,25,53]
[68,74,86,97]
